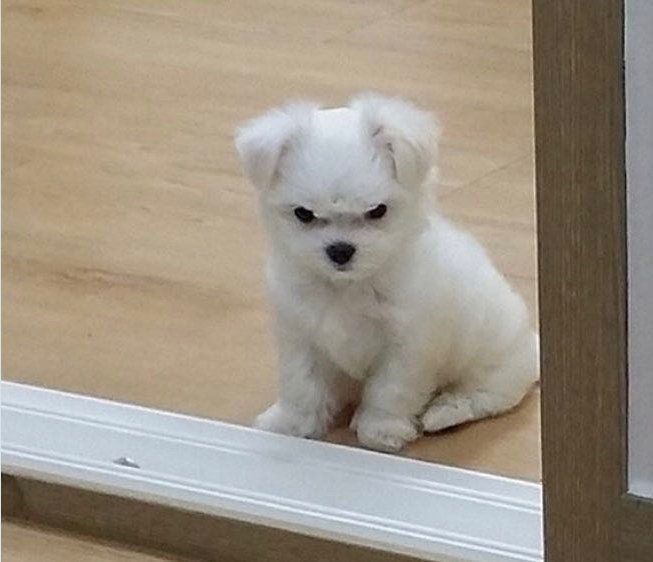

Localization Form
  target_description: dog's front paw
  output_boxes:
[254,402,326,439]
[351,408,419,452]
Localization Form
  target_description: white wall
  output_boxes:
[626,0,653,500]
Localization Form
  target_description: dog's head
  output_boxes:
[235,94,440,282]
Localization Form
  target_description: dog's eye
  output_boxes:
[365,204,387,220]
[293,207,316,224]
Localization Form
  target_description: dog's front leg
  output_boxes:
[254,336,343,439]
[352,351,431,452]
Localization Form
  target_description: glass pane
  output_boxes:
[626,0,653,500]
[3,0,540,482]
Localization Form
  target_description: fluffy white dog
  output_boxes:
[235,94,538,452]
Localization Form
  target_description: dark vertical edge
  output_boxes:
[533,1,627,561]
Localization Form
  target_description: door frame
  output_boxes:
[533,0,653,560]
[1,381,542,562]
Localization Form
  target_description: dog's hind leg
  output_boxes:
[421,332,539,433]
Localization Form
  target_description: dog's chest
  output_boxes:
[309,287,386,378]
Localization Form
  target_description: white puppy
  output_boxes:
[235,94,538,452]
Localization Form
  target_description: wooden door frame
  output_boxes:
[533,1,653,560]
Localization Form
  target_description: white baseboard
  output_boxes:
[1,382,543,562]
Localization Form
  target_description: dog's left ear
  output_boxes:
[351,94,440,189]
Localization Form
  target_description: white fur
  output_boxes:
[235,93,539,452]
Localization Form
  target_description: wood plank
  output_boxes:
[2,476,422,562]
[2,521,172,562]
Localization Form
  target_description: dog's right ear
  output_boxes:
[234,103,316,190]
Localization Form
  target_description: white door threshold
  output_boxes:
[1,382,543,562]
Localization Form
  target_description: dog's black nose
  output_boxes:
[326,242,356,266]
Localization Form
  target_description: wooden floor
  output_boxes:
[2,522,172,561]
[2,0,540,480]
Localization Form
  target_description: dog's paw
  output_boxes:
[351,408,419,452]
[420,402,466,433]
[254,402,326,439]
